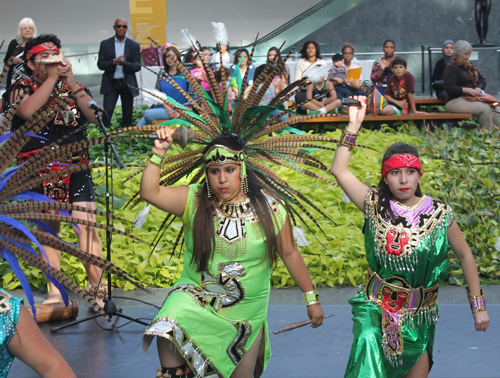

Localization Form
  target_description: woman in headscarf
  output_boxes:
[431,40,454,102]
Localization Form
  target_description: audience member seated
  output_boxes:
[137,46,190,126]
[191,52,212,97]
[3,17,37,88]
[254,47,289,122]
[183,41,201,64]
[230,48,255,98]
[443,40,499,131]
[432,40,454,102]
[371,39,395,95]
[304,76,341,116]
[201,46,218,71]
[211,42,233,66]
[294,41,327,113]
[340,42,367,96]
[328,53,366,101]
[380,57,425,115]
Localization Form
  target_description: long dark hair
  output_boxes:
[233,48,250,65]
[23,33,61,75]
[191,135,287,272]
[266,47,287,77]
[377,143,423,219]
[162,46,182,74]
[300,41,321,60]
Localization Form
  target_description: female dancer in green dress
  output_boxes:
[330,97,489,378]
[140,129,324,378]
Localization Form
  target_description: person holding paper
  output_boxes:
[342,43,367,94]
[328,53,366,100]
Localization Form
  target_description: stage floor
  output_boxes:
[8,286,500,378]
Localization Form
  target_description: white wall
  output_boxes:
[0,0,321,51]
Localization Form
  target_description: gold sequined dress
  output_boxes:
[143,184,286,378]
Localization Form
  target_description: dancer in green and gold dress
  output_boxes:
[330,97,489,378]
[141,130,324,378]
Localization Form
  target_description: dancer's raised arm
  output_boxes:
[330,96,368,212]
[140,127,188,217]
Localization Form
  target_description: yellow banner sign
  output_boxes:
[130,0,167,48]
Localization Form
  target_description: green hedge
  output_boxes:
[2,118,499,290]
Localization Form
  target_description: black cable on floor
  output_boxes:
[112,296,161,309]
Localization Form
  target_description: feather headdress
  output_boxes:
[0,63,143,334]
[122,39,372,251]
[180,29,198,50]
[212,22,229,46]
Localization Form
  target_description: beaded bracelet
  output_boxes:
[147,149,167,168]
[466,287,486,313]
[303,286,321,307]
[72,87,85,96]
[338,129,359,151]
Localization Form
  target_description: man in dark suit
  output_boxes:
[97,18,141,127]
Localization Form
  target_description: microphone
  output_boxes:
[87,100,105,112]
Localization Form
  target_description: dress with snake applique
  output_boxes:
[143,184,286,378]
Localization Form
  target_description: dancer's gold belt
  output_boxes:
[362,269,439,366]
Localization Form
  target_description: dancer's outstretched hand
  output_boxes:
[473,310,489,332]
[308,304,324,328]
[347,96,367,128]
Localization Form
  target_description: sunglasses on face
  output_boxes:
[115,25,128,29]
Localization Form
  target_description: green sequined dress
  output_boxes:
[143,184,286,378]
[345,187,453,378]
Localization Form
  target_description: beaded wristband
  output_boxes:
[466,287,486,313]
[338,129,359,151]
[303,286,321,307]
[147,149,166,168]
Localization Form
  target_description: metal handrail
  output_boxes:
[230,0,335,48]
[64,52,99,58]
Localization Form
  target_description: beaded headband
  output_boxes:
[204,145,246,168]
[382,154,422,177]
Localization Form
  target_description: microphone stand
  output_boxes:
[52,110,148,333]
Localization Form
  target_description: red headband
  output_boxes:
[26,42,60,60]
[382,154,422,177]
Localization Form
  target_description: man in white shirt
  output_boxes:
[97,18,141,128]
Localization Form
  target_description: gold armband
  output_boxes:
[303,286,321,307]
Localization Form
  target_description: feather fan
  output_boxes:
[0,73,145,336]
[119,38,373,255]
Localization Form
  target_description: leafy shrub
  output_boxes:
[2,118,499,290]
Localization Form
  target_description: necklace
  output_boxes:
[394,196,426,210]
